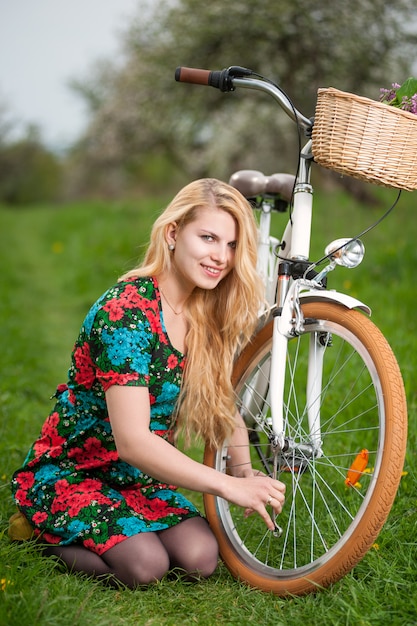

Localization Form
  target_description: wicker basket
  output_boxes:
[311,87,417,191]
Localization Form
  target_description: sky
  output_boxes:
[0,0,141,149]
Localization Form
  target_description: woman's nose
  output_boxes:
[211,242,228,263]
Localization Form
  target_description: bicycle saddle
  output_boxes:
[229,170,295,202]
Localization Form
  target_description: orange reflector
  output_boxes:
[345,449,369,487]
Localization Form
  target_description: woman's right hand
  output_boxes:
[223,472,286,531]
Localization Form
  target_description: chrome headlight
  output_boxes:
[324,238,365,268]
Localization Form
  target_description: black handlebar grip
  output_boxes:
[175,66,234,91]
[175,67,212,85]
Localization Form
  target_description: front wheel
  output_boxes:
[204,302,407,596]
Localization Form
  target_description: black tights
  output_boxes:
[42,517,219,588]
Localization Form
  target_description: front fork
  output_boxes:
[269,278,325,461]
[268,278,325,535]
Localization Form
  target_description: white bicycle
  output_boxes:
[176,66,408,596]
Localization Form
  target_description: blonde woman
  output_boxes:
[11,179,285,588]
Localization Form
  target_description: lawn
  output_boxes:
[0,185,416,626]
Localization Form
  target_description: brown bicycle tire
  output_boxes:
[204,302,407,595]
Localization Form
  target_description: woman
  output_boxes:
[11,178,286,588]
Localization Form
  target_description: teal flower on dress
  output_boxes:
[117,516,168,536]
[34,464,62,484]
[155,490,199,512]
[101,328,152,374]
[67,519,90,537]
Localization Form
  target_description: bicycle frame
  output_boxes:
[229,77,369,459]
[251,138,318,453]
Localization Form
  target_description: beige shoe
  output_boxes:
[8,510,34,541]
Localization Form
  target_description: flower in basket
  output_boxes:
[379,77,417,115]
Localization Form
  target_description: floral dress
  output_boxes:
[11,276,200,555]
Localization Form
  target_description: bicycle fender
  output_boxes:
[299,289,371,315]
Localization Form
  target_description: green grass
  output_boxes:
[1,187,416,625]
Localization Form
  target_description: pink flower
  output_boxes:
[103,299,125,321]
[74,342,96,389]
[120,487,188,521]
[379,78,417,115]
[15,488,32,507]
[51,478,113,517]
[32,511,48,524]
[167,354,178,369]
[15,471,35,489]
[84,534,126,555]
[33,412,66,458]
[67,436,118,469]
[103,284,149,321]
[147,309,167,344]
[97,368,141,391]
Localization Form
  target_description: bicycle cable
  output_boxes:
[308,189,402,273]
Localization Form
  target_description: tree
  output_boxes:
[0,125,62,205]
[70,0,417,194]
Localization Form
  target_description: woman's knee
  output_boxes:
[160,517,219,578]
[185,529,219,578]
[103,534,170,588]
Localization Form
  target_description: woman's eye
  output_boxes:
[229,241,237,250]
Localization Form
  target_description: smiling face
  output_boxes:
[166,206,238,294]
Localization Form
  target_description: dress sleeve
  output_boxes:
[84,283,158,391]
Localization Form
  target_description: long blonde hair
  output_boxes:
[121,179,265,448]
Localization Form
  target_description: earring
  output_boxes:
[168,243,175,251]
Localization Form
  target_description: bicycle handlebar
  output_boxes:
[175,65,312,131]
[175,65,252,91]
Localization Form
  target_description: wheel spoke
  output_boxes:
[204,304,407,595]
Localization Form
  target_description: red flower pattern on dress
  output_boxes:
[167,354,178,369]
[33,412,66,459]
[51,478,114,517]
[102,298,125,321]
[120,488,189,521]
[15,471,35,490]
[68,437,119,469]
[119,284,147,308]
[14,468,34,507]
[103,283,148,321]
[146,308,168,345]
[74,342,95,389]
[84,534,126,555]
[32,511,48,524]
[15,489,33,507]
[96,368,141,392]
